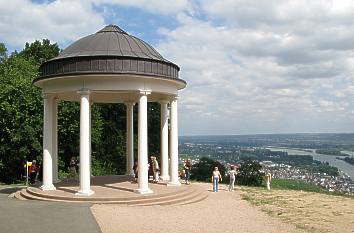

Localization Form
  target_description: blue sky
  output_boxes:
[2,0,354,135]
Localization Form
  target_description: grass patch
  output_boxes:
[271,179,353,198]
[271,178,325,193]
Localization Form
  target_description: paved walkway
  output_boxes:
[0,186,101,233]
[91,183,302,233]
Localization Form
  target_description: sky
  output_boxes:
[1,0,354,135]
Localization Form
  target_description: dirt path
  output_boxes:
[91,183,301,233]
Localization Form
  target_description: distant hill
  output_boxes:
[180,133,354,150]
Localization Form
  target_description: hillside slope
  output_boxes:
[239,186,354,233]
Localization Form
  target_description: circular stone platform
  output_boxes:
[12,176,207,206]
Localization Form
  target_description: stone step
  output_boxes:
[20,189,67,202]
[24,186,193,204]
[133,188,205,206]
[18,186,206,206]
[14,190,27,201]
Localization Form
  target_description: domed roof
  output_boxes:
[35,24,182,84]
[53,25,169,63]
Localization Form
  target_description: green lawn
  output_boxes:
[271,178,325,192]
[270,178,352,197]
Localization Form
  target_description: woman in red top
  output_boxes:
[29,160,38,185]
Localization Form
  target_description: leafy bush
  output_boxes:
[191,157,226,183]
[237,159,263,186]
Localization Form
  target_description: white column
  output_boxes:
[160,100,170,181]
[76,89,94,196]
[52,97,59,183]
[41,94,56,191]
[168,96,181,186]
[135,90,153,194]
[89,101,92,177]
[125,102,135,176]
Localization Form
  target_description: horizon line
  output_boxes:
[179,132,354,137]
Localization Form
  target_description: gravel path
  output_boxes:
[91,183,301,233]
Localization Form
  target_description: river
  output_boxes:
[265,147,354,178]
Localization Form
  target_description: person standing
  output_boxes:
[133,161,138,183]
[29,160,38,185]
[152,156,160,182]
[184,159,191,185]
[266,172,272,190]
[148,156,154,181]
[228,166,237,191]
[212,167,222,192]
[69,156,77,178]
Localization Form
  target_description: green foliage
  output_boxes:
[19,39,60,65]
[91,155,117,176]
[271,178,326,193]
[148,102,161,156]
[0,43,7,63]
[58,170,70,180]
[270,178,350,197]
[0,49,43,182]
[190,157,226,182]
[237,159,263,186]
[303,161,339,176]
[315,149,345,156]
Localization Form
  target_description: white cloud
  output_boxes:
[0,0,105,49]
[1,0,354,134]
[156,1,354,134]
[92,0,194,15]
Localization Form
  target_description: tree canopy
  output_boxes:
[190,157,226,182]
[237,159,263,186]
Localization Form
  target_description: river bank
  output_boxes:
[266,147,354,179]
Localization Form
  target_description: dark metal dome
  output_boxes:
[35,24,182,83]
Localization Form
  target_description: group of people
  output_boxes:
[211,165,238,192]
[212,167,273,192]
[132,156,160,183]
[131,158,271,193]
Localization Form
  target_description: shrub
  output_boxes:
[237,159,263,186]
[191,157,226,183]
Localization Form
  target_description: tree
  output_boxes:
[191,157,226,182]
[0,47,43,182]
[0,40,61,182]
[237,159,263,186]
[19,39,60,65]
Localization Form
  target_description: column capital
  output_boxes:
[138,89,151,96]
[77,88,91,95]
[42,93,54,99]
[170,95,179,101]
[159,100,170,105]
[124,102,136,107]
[53,96,60,103]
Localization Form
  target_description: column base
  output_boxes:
[160,175,170,181]
[75,190,94,196]
[167,181,181,186]
[134,188,153,194]
[125,172,135,177]
[40,184,56,191]
[53,179,61,184]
